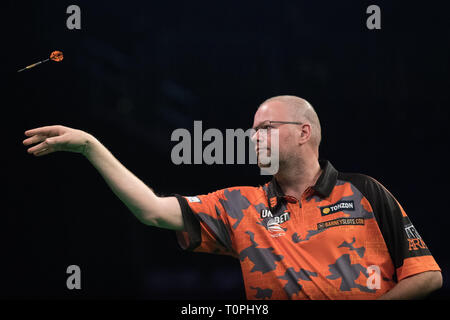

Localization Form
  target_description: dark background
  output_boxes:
[1,1,448,299]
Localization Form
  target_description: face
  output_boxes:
[251,100,300,168]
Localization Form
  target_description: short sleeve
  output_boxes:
[390,200,441,281]
[342,173,441,282]
[174,190,237,257]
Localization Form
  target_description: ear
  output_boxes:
[297,123,312,145]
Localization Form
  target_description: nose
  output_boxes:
[251,129,258,143]
[251,128,266,145]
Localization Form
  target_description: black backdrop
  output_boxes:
[2,0,449,299]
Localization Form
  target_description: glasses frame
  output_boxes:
[252,120,303,132]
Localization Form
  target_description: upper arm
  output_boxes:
[145,196,184,231]
[173,190,237,256]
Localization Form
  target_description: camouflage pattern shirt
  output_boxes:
[175,160,441,299]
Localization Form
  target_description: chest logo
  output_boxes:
[319,200,355,216]
[259,209,290,238]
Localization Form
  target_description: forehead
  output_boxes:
[253,100,293,125]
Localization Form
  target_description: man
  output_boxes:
[22,95,442,299]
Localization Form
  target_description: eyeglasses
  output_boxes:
[252,120,303,132]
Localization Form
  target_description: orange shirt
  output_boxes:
[175,160,440,299]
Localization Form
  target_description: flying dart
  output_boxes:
[17,50,64,72]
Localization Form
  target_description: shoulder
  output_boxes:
[216,185,266,202]
[337,171,401,216]
[338,171,380,186]
[337,172,389,196]
[195,185,267,207]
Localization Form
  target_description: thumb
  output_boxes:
[45,137,59,145]
[45,135,65,148]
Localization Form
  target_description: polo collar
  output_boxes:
[266,159,338,203]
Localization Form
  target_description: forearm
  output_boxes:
[82,134,162,225]
[377,271,442,300]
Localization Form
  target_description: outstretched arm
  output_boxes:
[23,125,183,230]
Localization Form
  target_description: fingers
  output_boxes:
[23,134,47,146]
[33,148,54,157]
[26,137,61,155]
[26,140,49,155]
[23,125,65,155]
[24,125,63,137]
[22,124,74,157]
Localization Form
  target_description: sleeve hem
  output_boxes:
[396,256,441,282]
[173,194,202,251]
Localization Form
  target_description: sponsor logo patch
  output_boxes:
[185,196,201,203]
[319,200,355,216]
[259,209,290,238]
[404,222,428,251]
[317,217,365,230]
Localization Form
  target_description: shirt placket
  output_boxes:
[283,195,302,232]
[291,187,315,232]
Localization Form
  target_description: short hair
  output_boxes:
[260,95,322,147]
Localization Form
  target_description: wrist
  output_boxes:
[82,133,98,159]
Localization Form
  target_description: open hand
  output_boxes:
[23,125,92,156]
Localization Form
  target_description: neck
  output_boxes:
[274,156,322,200]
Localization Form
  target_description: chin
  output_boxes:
[257,162,272,168]
[257,157,272,168]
